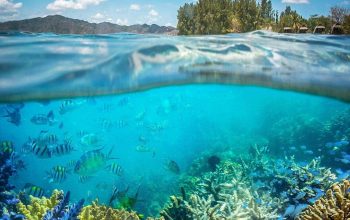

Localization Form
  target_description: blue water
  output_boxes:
[1,32,350,219]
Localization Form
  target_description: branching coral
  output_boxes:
[78,200,140,220]
[17,190,63,220]
[43,190,84,220]
[296,179,350,220]
[160,195,192,220]
[272,157,337,207]
[161,166,279,220]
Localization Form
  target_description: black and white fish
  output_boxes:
[30,110,56,126]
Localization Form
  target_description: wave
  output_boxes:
[0,31,349,102]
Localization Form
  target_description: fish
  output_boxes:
[335,158,350,164]
[146,122,165,132]
[101,103,114,112]
[115,120,128,128]
[304,150,314,155]
[37,131,58,146]
[165,160,180,174]
[290,146,297,151]
[80,133,103,149]
[2,107,21,126]
[341,152,350,161]
[99,118,114,131]
[294,191,306,200]
[52,140,74,156]
[59,99,80,115]
[117,97,129,106]
[0,140,14,154]
[135,145,153,153]
[46,166,69,183]
[79,175,93,183]
[106,163,123,176]
[66,160,77,169]
[111,185,140,211]
[31,141,52,158]
[135,110,146,121]
[138,135,147,144]
[6,103,24,110]
[30,110,55,126]
[23,183,45,197]
[74,148,117,175]
[96,182,112,191]
[326,140,349,148]
[59,122,64,129]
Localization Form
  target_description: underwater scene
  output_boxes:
[1,32,350,220]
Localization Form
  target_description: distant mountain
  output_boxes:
[0,15,177,35]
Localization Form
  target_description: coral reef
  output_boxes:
[17,190,84,220]
[43,191,84,220]
[78,200,140,220]
[161,165,279,220]
[270,157,336,207]
[171,142,341,219]
[296,179,350,220]
[17,190,63,220]
[0,147,23,219]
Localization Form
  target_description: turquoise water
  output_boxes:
[1,32,350,219]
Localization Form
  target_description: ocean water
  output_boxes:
[1,31,350,219]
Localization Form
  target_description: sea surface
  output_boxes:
[0,31,350,219]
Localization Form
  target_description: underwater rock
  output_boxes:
[296,179,350,220]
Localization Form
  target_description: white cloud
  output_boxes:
[149,9,158,17]
[146,9,160,24]
[47,0,104,11]
[0,0,22,16]
[282,0,309,3]
[116,18,128,25]
[130,4,140,11]
[92,12,104,19]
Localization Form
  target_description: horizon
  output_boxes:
[0,0,349,27]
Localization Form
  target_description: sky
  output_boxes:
[0,0,349,26]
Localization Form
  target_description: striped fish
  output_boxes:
[106,162,123,176]
[59,99,85,115]
[74,148,116,175]
[59,99,76,115]
[79,175,93,183]
[24,183,45,197]
[66,160,77,169]
[47,166,68,183]
[37,132,58,146]
[31,141,52,158]
[53,140,74,156]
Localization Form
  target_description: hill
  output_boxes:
[0,15,177,34]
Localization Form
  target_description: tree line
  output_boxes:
[177,0,350,35]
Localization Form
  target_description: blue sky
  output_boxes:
[0,0,349,26]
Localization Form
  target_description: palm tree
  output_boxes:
[291,13,301,32]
